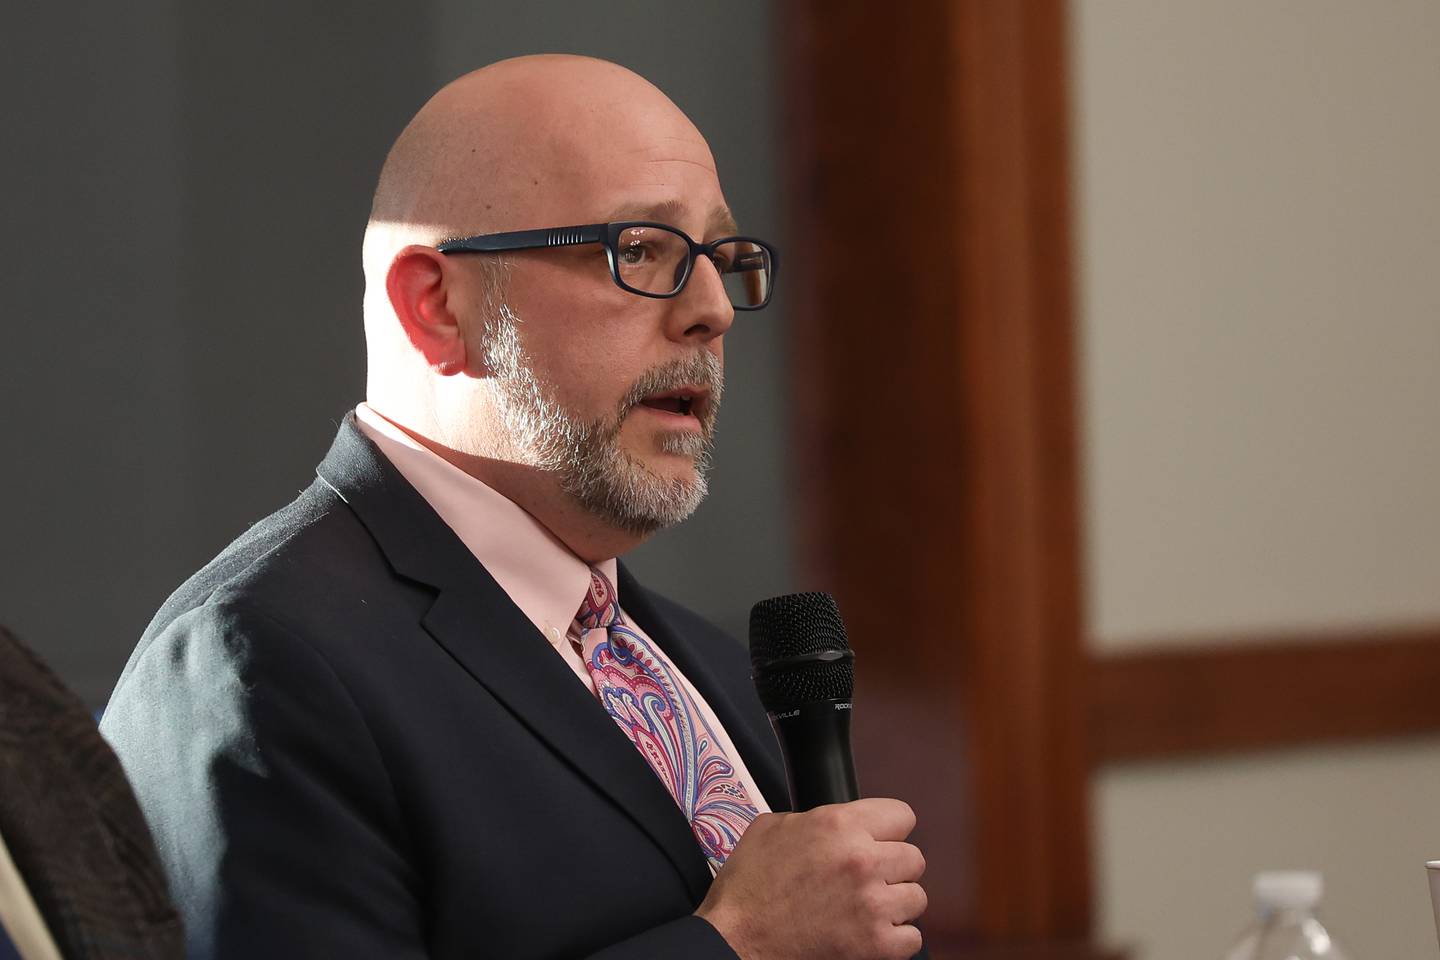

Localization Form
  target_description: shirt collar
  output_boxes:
[354,403,619,647]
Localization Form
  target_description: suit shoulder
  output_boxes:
[124,479,407,675]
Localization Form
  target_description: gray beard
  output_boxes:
[482,303,723,536]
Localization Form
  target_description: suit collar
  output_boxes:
[315,415,714,900]
[351,404,602,649]
[315,413,470,591]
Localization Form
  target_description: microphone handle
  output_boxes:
[767,698,860,811]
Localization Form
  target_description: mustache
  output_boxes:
[618,352,725,421]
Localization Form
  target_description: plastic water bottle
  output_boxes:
[1222,871,1350,960]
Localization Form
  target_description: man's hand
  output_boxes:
[695,798,927,960]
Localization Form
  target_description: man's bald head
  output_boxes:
[368,55,713,243]
[361,55,726,394]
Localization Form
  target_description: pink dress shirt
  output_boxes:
[354,403,771,824]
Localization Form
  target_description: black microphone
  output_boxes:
[749,593,859,811]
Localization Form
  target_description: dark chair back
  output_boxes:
[0,625,182,959]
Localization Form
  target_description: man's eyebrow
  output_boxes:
[600,200,741,237]
[710,206,742,237]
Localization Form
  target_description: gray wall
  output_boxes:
[0,1,790,706]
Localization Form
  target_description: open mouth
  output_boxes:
[637,389,706,419]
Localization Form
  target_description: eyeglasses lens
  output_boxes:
[614,226,772,307]
[715,240,771,309]
[615,226,690,296]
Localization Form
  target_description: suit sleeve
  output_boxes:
[102,601,428,959]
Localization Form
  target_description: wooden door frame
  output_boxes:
[779,0,1094,947]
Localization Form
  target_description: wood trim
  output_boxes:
[780,0,977,939]
[780,0,1093,945]
[951,0,1092,941]
[1091,626,1440,764]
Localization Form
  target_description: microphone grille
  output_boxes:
[749,593,854,709]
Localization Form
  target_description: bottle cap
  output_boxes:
[1253,870,1323,910]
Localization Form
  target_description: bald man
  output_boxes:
[102,57,927,960]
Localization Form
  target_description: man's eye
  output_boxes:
[618,243,652,265]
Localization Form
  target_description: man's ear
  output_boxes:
[386,245,469,376]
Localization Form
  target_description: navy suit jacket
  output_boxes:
[101,415,790,959]
[0,927,17,960]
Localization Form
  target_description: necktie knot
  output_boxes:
[575,568,619,631]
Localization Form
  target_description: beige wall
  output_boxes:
[1071,0,1440,956]
[1075,0,1440,649]
[1097,737,1440,959]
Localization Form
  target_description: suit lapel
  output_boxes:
[316,416,712,902]
[617,565,790,812]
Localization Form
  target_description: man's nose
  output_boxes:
[665,256,735,344]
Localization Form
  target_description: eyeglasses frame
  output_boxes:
[435,220,778,310]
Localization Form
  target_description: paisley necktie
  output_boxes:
[571,567,759,871]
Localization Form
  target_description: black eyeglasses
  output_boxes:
[436,221,777,310]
